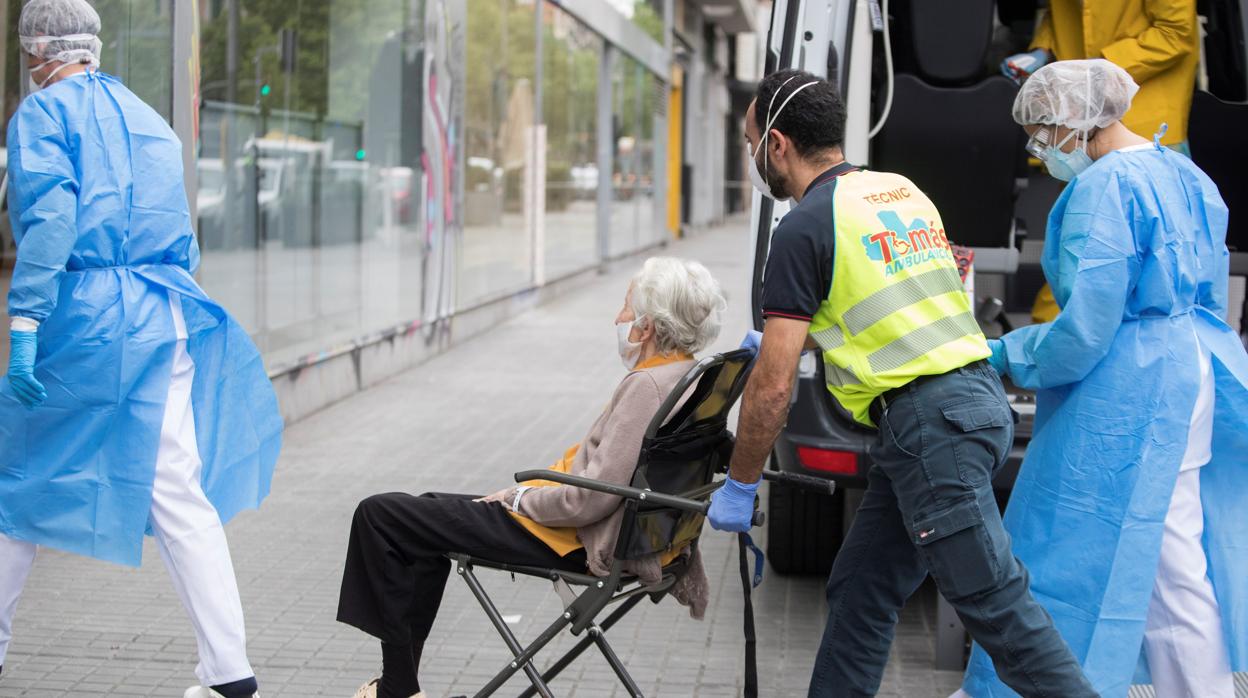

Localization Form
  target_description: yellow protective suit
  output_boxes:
[1031,283,1060,323]
[1031,0,1199,145]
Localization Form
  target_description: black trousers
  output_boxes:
[337,492,588,645]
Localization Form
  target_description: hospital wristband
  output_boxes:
[511,485,533,514]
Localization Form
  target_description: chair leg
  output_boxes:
[455,559,564,698]
[589,625,644,697]
[517,594,647,698]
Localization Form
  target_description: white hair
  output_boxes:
[630,257,727,355]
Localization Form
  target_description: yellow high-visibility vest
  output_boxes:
[808,170,990,426]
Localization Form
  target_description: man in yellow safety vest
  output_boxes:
[706,70,1095,698]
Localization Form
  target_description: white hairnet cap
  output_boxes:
[1012,59,1139,131]
[19,0,102,66]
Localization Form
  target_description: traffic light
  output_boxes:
[259,83,272,96]
[355,149,366,161]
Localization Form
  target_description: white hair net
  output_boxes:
[1012,59,1139,132]
[19,0,102,67]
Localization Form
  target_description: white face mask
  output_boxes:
[616,319,644,370]
[27,60,53,93]
[26,60,76,94]
[749,77,820,202]
[747,142,776,200]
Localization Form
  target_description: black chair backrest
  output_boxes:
[872,0,1024,249]
[616,349,754,561]
[1189,90,1247,252]
[905,0,996,85]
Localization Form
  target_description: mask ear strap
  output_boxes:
[761,79,820,175]
[764,75,802,138]
[759,75,800,164]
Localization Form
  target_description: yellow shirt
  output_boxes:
[509,352,693,564]
[1031,0,1199,144]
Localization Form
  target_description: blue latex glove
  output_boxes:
[7,330,46,408]
[986,339,1007,376]
[708,476,760,532]
[1001,49,1050,83]
[739,329,762,358]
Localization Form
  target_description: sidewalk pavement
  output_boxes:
[1,216,964,697]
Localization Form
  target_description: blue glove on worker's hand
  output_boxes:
[739,329,763,358]
[708,476,761,532]
[1001,49,1050,83]
[7,330,46,408]
[986,339,1007,376]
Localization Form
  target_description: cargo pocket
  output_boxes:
[939,397,1012,485]
[911,498,1001,600]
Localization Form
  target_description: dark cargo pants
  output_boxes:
[807,361,1096,698]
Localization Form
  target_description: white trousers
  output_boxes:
[1141,343,1233,698]
[0,293,254,686]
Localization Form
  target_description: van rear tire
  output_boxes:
[766,477,845,576]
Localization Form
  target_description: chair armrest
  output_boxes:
[512,470,765,526]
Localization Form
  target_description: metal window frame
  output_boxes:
[551,0,669,79]
[172,0,199,227]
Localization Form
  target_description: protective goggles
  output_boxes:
[1025,126,1089,159]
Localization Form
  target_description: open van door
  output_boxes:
[750,0,874,331]
[747,0,881,580]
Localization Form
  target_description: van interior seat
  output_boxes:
[870,0,1026,273]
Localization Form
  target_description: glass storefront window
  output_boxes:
[95,0,174,120]
[0,0,675,377]
[461,0,538,309]
[197,0,456,369]
[541,4,601,281]
[608,53,660,258]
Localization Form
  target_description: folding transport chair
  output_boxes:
[446,349,761,697]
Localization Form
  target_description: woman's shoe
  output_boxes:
[350,678,424,698]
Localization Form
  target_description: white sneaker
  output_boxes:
[350,678,424,698]
[183,687,259,698]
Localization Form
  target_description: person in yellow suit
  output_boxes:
[1003,0,1201,322]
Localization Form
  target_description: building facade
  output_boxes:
[0,0,757,420]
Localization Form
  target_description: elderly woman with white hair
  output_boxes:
[956,59,1248,698]
[337,257,727,698]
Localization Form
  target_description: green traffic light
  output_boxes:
[355,149,366,161]
[260,84,272,96]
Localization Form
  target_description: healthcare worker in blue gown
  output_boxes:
[0,2,281,698]
[956,59,1248,698]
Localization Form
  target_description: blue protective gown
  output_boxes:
[0,71,282,567]
[961,145,1248,697]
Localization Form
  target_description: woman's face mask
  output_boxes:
[26,59,53,93]
[616,317,645,370]
[1029,126,1094,182]
[25,59,75,93]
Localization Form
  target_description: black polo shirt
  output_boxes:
[761,161,858,322]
